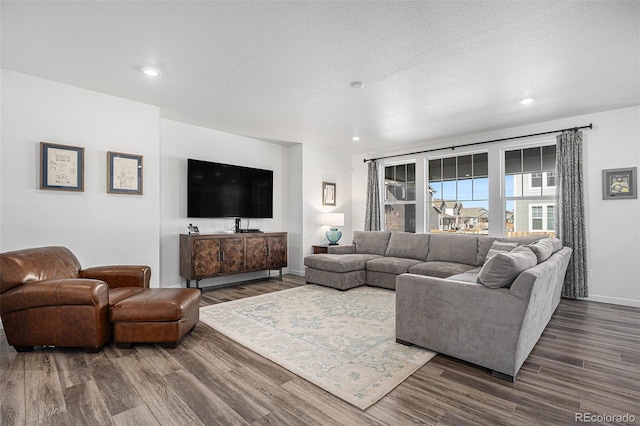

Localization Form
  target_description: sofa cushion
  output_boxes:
[304,253,381,273]
[109,287,146,306]
[484,241,520,263]
[500,235,546,245]
[366,257,423,274]
[408,261,476,278]
[526,237,563,263]
[384,232,430,261]
[353,231,392,256]
[447,267,482,283]
[426,234,479,266]
[477,246,537,288]
[476,236,497,266]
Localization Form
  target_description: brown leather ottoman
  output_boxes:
[110,288,200,348]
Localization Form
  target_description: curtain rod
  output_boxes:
[363,123,593,163]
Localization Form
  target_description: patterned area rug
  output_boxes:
[199,284,436,410]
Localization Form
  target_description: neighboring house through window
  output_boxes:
[377,140,556,238]
[530,171,555,190]
[384,162,416,232]
[427,153,488,233]
[505,145,556,237]
[530,204,555,232]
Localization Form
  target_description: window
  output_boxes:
[505,145,556,237]
[530,171,555,189]
[427,153,488,234]
[378,140,557,238]
[530,204,555,232]
[384,163,416,232]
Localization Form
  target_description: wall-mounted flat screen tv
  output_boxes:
[187,159,273,218]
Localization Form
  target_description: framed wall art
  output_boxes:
[107,151,143,195]
[40,142,84,191]
[602,167,637,200]
[323,181,336,206]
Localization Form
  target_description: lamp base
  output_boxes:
[326,227,342,245]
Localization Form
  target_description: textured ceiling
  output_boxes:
[2,1,639,155]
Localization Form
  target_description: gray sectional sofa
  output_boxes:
[304,230,572,381]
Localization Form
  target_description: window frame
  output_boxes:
[503,140,557,237]
[383,161,417,232]
[377,137,557,237]
[425,151,490,234]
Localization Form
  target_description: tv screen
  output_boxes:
[187,159,273,218]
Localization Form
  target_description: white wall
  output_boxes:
[583,107,639,306]
[159,119,291,287]
[301,144,353,262]
[1,70,161,285]
[352,106,640,307]
[287,144,304,276]
[3,69,636,307]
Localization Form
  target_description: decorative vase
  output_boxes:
[326,227,342,245]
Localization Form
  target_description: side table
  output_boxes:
[312,244,330,254]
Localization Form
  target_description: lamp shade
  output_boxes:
[323,213,344,227]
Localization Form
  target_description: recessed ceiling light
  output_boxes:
[142,67,160,77]
[350,81,364,89]
[352,136,360,141]
[519,97,534,105]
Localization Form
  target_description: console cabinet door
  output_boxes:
[245,237,267,271]
[266,235,287,269]
[180,233,287,285]
[220,238,245,274]
[193,239,221,277]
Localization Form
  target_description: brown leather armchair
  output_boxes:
[0,246,150,352]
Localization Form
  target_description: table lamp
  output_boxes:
[323,213,345,245]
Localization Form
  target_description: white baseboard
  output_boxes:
[586,294,640,308]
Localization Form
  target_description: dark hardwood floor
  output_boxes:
[1,275,638,425]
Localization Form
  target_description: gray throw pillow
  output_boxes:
[526,237,562,263]
[477,246,537,288]
[484,241,519,263]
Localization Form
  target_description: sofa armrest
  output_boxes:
[396,274,528,330]
[395,273,529,376]
[80,265,151,289]
[0,278,109,315]
[328,244,355,254]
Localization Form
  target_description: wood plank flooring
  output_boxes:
[1,275,639,425]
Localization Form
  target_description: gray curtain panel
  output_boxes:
[556,130,588,298]
[364,161,381,231]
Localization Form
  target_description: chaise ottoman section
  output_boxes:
[304,253,381,290]
[110,288,200,348]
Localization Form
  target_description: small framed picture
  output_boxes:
[40,142,84,191]
[323,182,336,206]
[108,151,143,195]
[602,167,637,200]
